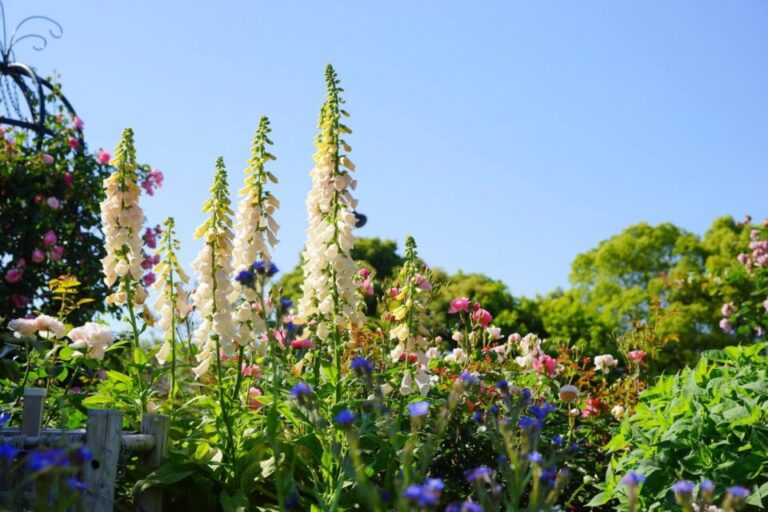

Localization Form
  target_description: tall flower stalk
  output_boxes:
[153,217,191,399]
[230,116,280,353]
[298,64,364,401]
[191,157,237,463]
[99,127,149,411]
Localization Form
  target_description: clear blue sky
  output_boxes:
[16,1,768,297]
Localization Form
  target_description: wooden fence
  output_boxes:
[0,387,169,512]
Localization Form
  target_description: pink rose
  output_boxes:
[628,350,646,364]
[31,249,45,263]
[97,149,111,164]
[73,117,84,130]
[67,137,79,150]
[50,246,64,261]
[448,297,470,314]
[63,172,73,186]
[719,318,733,332]
[241,364,261,378]
[10,294,29,309]
[358,268,371,279]
[388,287,400,298]
[5,268,22,283]
[43,230,57,247]
[46,197,61,209]
[42,153,54,165]
[721,303,734,317]
[472,308,493,327]
[247,387,263,410]
[532,354,557,376]
[290,339,315,350]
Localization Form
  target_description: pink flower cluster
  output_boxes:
[448,297,494,328]
[141,169,164,196]
[737,229,768,270]
[357,268,374,296]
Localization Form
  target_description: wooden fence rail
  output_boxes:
[0,387,169,512]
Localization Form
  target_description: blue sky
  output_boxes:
[15,0,768,297]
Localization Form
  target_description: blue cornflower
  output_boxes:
[252,260,279,277]
[74,446,92,463]
[701,479,715,493]
[351,356,374,376]
[671,480,695,495]
[495,380,509,392]
[568,442,580,453]
[464,466,493,484]
[27,448,69,472]
[471,411,483,423]
[280,297,293,309]
[621,471,645,487]
[727,486,750,498]
[403,478,444,507]
[529,402,555,420]
[541,467,558,488]
[488,405,499,415]
[521,389,532,403]
[527,451,543,464]
[551,435,564,447]
[289,382,313,405]
[446,501,483,512]
[408,401,430,418]
[518,416,542,430]
[0,444,18,462]
[334,409,355,426]
[67,477,87,491]
[235,270,255,286]
[284,321,295,333]
[460,371,478,386]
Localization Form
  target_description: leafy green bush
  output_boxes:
[593,342,768,510]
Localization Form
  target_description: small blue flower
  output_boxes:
[290,382,313,405]
[446,501,483,512]
[701,479,715,493]
[464,466,493,484]
[408,401,430,418]
[671,480,695,495]
[527,451,543,464]
[621,471,645,487]
[529,402,555,420]
[67,477,87,491]
[518,416,542,430]
[0,444,18,462]
[351,356,374,376]
[235,270,254,286]
[252,260,279,277]
[74,446,92,463]
[471,411,483,423]
[0,412,10,426]
[280,297,293,309]
[551,435,564,447]
[521,389,532,403]
[334,409,355,426]
[727,486,750,499]
[488,405,499,415]
[460,371,478,386]
[403,478,444,506]
[495,380,508,392]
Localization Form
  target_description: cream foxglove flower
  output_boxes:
[152,217,191,365]
[191,158,236,378]
[298,65,364,342]
[100,128,147,306]
[230,117,280,350]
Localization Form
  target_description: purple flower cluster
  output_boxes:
[403,477,444,507]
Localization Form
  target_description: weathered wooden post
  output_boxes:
[135,414,169,512]
[83,410,122,512]
[21,387,46,436]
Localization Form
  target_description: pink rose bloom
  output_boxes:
[388,287,400,298]
[67,137,79,150]
[241,364,261,378]
[628,350,646,364]
[43,230,57,247]
[16,258,25,269]
[472,308,493,327]
[46,197,61,209]
[10,294,29,310]
[5,268,22,284]
[721,302,734,317]
[63,172,73,186]
[73,117,84,130]
[97,149,111,164]
[42,153,54,165]
[34,195,44,204]
[50,246,64,261]
[31,249,45,263]
[290,339,315,350]
[532,354,557,376]
[247,387,263,410]
[448,297,470,314]
[719,318,733,332]
[358,268,371,279]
